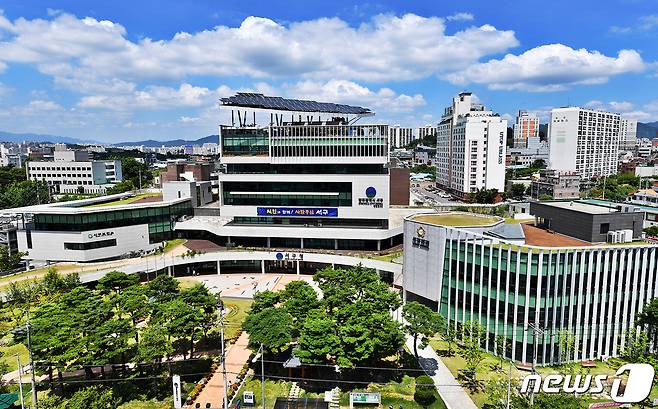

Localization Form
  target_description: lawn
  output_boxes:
[412,213,499,227]
[369,250,403,263]
[86,193,161,208]
[233,376,447,409]
[222,297,253,340]
[429,338,658,408]
[0,339,29,372]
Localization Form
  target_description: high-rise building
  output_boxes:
[548,107,620,179]
[389,125,416,148]
[512,110,539,148]
[435,92,507,197]
[619,118,638,151]
[416,124,437,140]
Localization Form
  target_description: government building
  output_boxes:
[403,201,657,365]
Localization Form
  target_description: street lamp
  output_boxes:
[217,295,228,409]
[251,344,265,409]
[15,353,25,409]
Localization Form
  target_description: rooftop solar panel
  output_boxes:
[220,93,372,115]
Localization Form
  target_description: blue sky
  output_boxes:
[0,0,657,142]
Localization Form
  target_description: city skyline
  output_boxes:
[0,0,657,142]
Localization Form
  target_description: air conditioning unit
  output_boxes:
[619,229,634,243]
[607,232,619,244]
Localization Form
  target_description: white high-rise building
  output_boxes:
[435,92,507,197]
[389,125,416,148]
[416,124,437,140]
[548,107,620,179]
[512,110,539,148]
[619,118,638,151]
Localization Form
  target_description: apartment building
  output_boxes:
[27,150,122,194]
[416,124,437,140]
[619,118,638,151]
[435,92,507,197]
[548,107,620,179]
[389,125,416,148]
[512,110,539,148]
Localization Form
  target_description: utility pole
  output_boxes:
[16,354,25,409]
[218,297,228,409]
[26,313,38,409]
[260,344,265,409]
[528,323,544,407]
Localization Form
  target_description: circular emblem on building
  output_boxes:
[365,186,377,199]
[275,252,284,260]
[416,226,426,238]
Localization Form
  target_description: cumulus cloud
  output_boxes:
[285,79,426,113]
[77,83,224,110]
[0,12,518,85]
[446,12,474,22]
[445,44,646,92]
[584,99,658,121]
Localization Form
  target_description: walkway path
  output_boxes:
[190,331,252,409]
[404,336,477,409]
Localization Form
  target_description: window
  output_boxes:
[64,239,117,250]
[599,223,610,234]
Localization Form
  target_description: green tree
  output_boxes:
[0,179,50,210]
[637,297,658,349]
[495,334,509,370]
[557,330,575,363]
[459,320,487,389]
[511,392,583,409]
[243,307,293,353]
[62,386,119,409]
[121,157,152,188]
[622,328,649,362]
[402,301,445,358]
[105,180,135,195]
[510,183,527,200]
[484,379,508,409]
[136,323,173,365]
[96,270,139,294]
[152,299,205,359]
[443,325,458,357]
[146,274,180,302]
[282,280,321,334]
[250,290,281,314]
[116,285,149,342]
[296,310,341,363]
[0,245,26,272]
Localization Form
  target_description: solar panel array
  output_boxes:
[220,93,372,115]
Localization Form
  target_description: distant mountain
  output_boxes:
[115,135,219,147]
[638,122,658,139]
[0,131,94,144]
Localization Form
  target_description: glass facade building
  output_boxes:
[404,218,658,365]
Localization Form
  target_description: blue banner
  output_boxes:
[257,207,338,217]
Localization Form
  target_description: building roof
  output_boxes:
[521,224,592,247]
[536,201,621,215]
[220,93,372,115]
[485,223,526,241]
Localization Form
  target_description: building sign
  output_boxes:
[276,252,304,261]
[172,375,182,409]
[257,207,338,217]
[87,231,115,239]
[349,392,380,408]
[412,226,430,250]
[358,186,384,208]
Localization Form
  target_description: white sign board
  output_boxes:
[243,391,255,405]
[349,392,380,408]
[172,375,182,409]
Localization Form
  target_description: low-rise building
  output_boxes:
[26,150,122,195]
[530,169,580,199]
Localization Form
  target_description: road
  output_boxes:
[410,184,462,206]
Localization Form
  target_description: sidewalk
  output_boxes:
[404,336,477,409]
[190,331,252,409]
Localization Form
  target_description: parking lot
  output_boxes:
[410,181,460,206]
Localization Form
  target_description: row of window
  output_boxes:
[64,239,117,250]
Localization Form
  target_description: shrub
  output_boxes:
[414,375,436,407]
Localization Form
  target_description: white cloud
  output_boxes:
[179,116,200,123]
[77,83,222,110]
[446,44,646,92]
[285,79,425,113]
[0,12,518,85]
[446,12,474,22]
[610,14,658,34]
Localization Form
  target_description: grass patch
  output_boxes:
[161,239,186,253]
[222,297,253,340]
[504,217,531,224]
[118,398,171,409]
[234,376,447,409]
[86,193,161,208]
[369,251,403,263]
[412,213,499,227]
[0,340,29,372]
